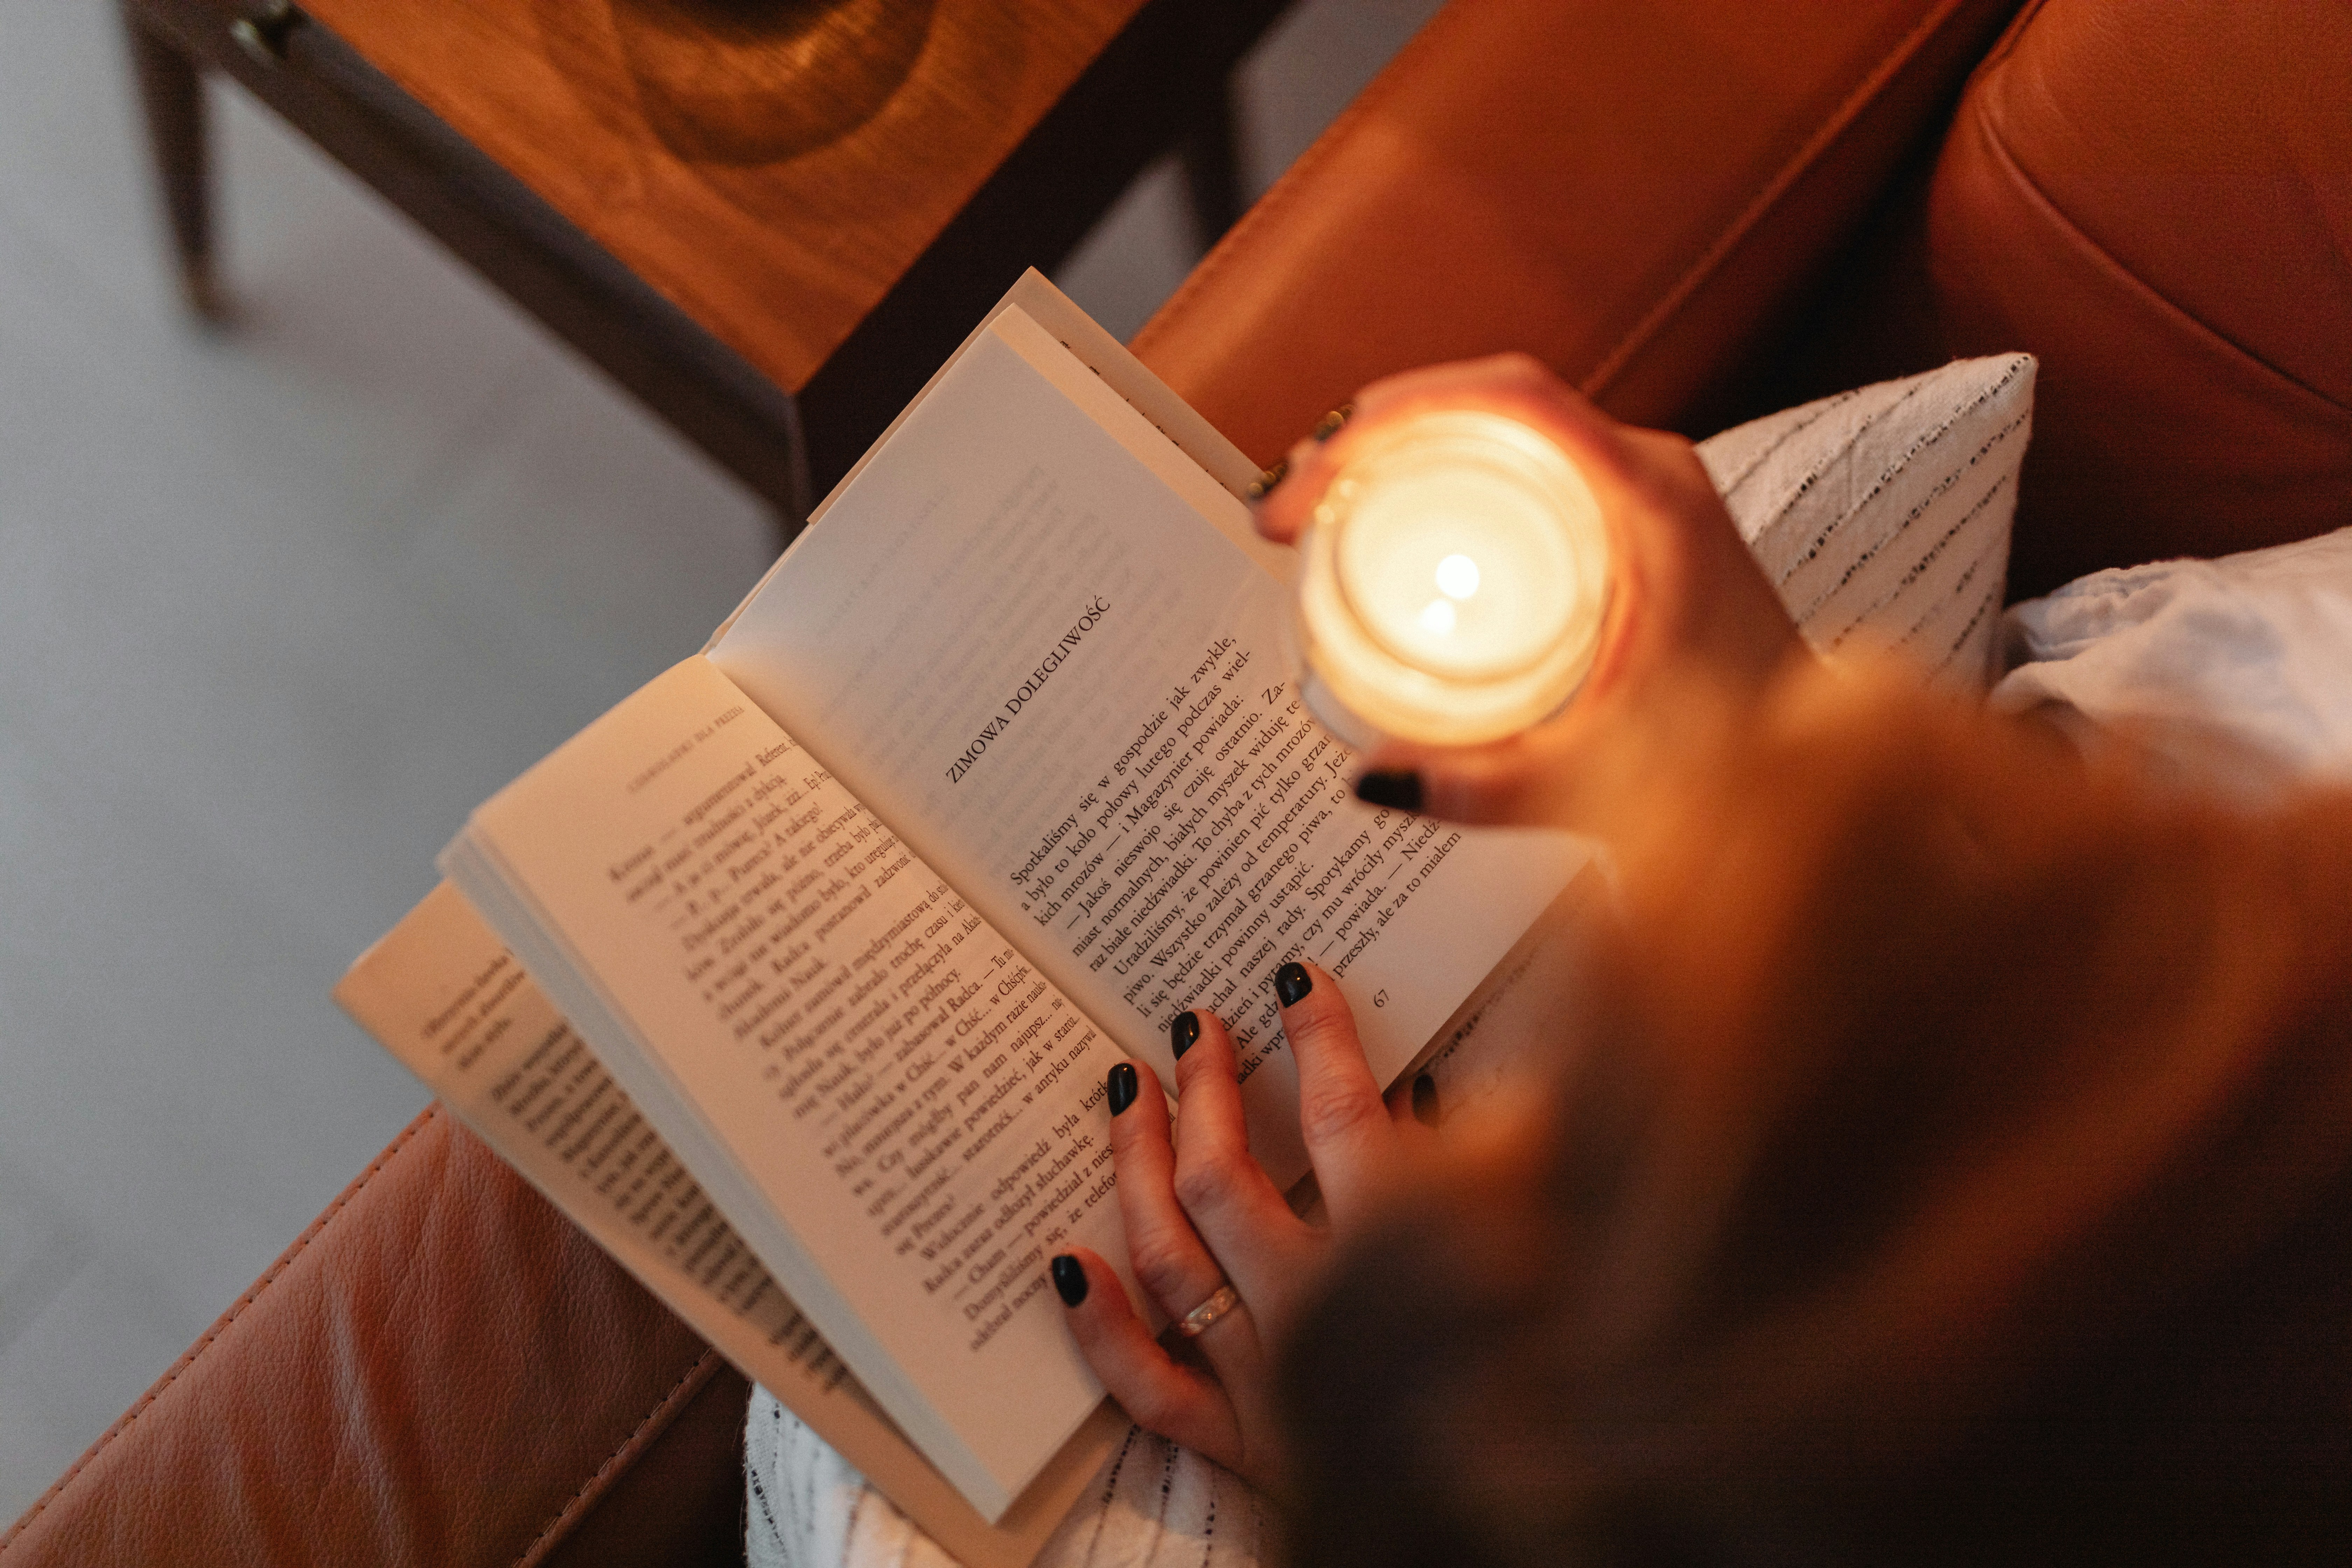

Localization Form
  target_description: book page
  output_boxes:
[710,308,1588,1181]
[704,271,1283,656]
[335,883,1122,1568]
[445,657,1136,1520]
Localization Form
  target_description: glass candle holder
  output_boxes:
[1292,411,1611,748]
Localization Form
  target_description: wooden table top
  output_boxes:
[302,0,1150,394]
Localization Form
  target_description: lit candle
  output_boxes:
[1291,412,1611,748]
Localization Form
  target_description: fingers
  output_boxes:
[1385,1069,1444,1136]
[1271,961,1403,1226]
[1104,1056,1230,1325]
[1052,1249,1244,1469]
[1252,355,1631,546]
[1096,1034,1288,1476]
[1352,724,1591,830]
[1167,1012,1306,1307]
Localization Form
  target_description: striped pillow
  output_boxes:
[1696,355,2037,688]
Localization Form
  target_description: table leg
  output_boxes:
[130,0,812,525]
[122,0,225,321]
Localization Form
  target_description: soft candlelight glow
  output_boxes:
[1434,553,1481,599]
[1292,411,1610,747]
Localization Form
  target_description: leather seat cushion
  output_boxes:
[0,1107,747,1568]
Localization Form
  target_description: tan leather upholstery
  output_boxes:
[12,0,2346,1560]
[0,1107,746,1567]
[1920,0,2352,597]
[1132,0,2027,462]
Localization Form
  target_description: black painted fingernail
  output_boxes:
[1275,962,1313,1007]
[1170,1011,1201,1059]
[1353,770,1423,812]
[1245,457,1289,500]
[1107,1062,1138,1115]
[1051,1254,1088,1307]
[1412,1073,1440,1127]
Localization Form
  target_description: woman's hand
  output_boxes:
[1254,355,1805,838]
[1050,962,1433,1493]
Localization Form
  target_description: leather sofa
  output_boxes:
[7,0,2343,1561]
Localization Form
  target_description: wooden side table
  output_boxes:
[120,0,1285,522]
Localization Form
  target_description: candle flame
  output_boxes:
[1435,553,1480,601]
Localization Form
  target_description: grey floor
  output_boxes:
[0,0,1442,1524]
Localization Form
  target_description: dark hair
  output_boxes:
[1279,674,2352,1566]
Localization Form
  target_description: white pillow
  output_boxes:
[1991,526,2352,789]
[1696,354,2038,689]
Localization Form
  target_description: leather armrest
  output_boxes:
[1134,0,2025,461]
[0,1106,746,1568]
[1920,0,2352,597]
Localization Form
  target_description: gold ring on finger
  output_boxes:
[1176,1282,1242,1338]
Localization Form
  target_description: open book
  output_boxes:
[338,274,1588,1560]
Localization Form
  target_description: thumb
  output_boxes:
[1349,726,1590,830]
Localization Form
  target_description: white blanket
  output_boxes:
[1993,527,2352,792]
